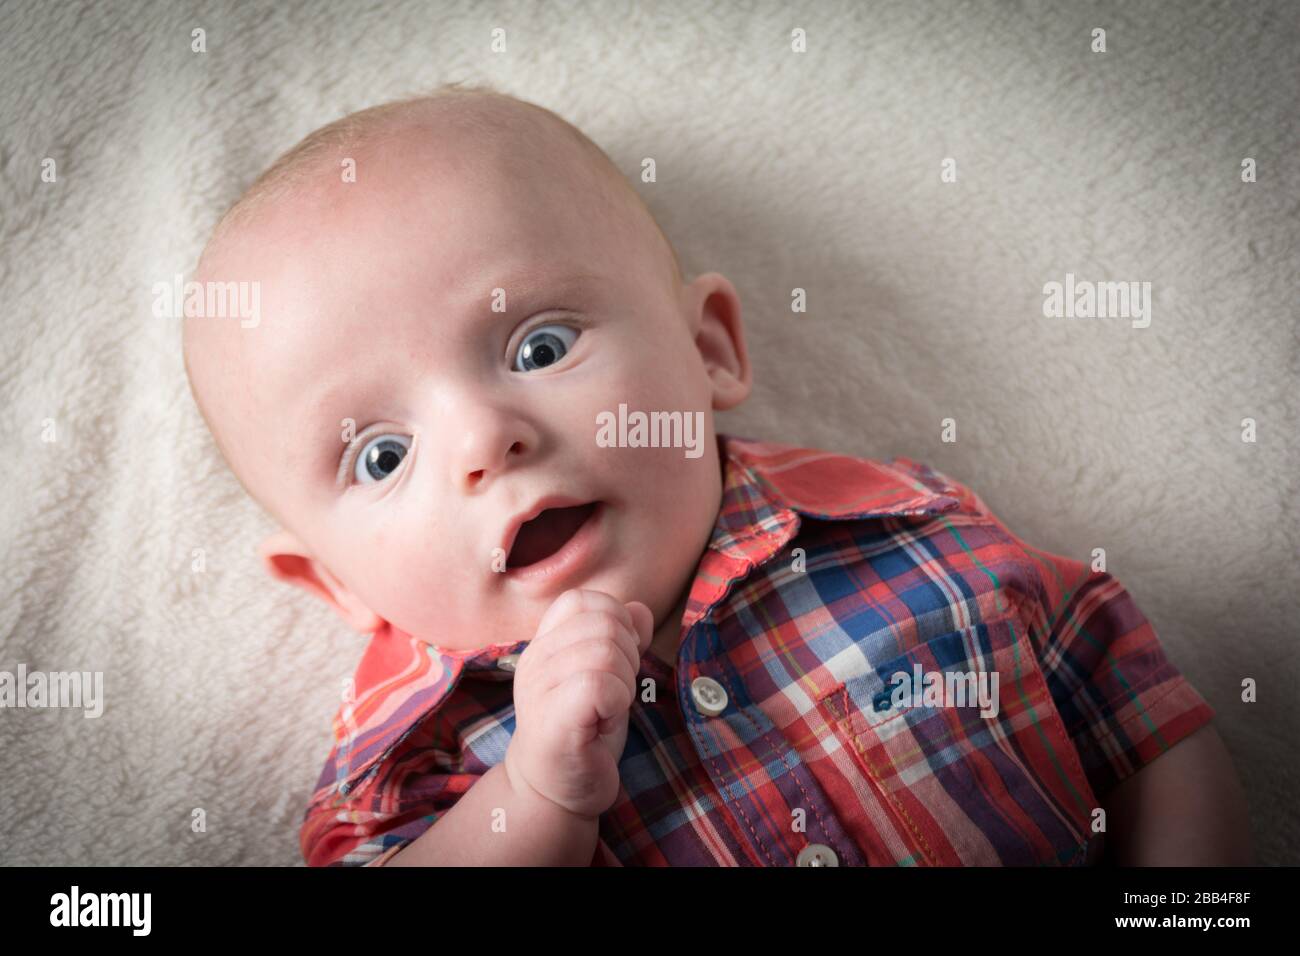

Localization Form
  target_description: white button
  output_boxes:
[796,844,839,867]
[497,654,521,672]
[690,676,728,716]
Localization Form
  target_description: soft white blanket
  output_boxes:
[1,0,1295,864]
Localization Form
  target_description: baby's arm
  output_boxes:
[1101,723,1253,865]
[383,761,599,866]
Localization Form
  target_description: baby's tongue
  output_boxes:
[508,503,595,568]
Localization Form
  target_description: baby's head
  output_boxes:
[182,84,751,650]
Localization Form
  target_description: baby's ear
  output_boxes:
[683,272,751,411]
[257,530,384,635]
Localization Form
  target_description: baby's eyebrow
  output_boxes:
[389,267,606,340]
[300,373,365,483]
[489,269,606,309]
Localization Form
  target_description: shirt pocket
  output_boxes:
[815,618,1101,866]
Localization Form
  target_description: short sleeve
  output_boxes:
[299,716,475,867]
[900,460,1217,799]
[993,526,1216,799]
[1032,552,1215,796]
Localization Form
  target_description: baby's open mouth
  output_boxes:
[506,501,600,569]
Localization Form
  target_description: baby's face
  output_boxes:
[191,124,747,650]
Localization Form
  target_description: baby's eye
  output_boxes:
[353,434,411,484]
[513,324,579,372]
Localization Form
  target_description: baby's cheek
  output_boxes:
[357,526,465,629]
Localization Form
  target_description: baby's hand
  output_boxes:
[503,588,653,820]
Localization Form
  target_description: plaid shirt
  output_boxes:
[300,434,1215,866]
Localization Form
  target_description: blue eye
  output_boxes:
[513,324,579,372]
[353,434,411,484]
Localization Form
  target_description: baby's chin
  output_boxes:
[392,563,651,652]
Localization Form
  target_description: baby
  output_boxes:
[182,83,1252,867]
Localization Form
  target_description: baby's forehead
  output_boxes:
[200,93,667,316]
[185,196,624,429]
[259,104,610,227]
[215,130,629,293]
[185,96,673,468]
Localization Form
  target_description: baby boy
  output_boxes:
[182,84,1251,866]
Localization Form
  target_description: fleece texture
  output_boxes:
[0,0,1295,864]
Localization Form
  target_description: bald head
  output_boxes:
[182,84,684,528]
[195,83,681,283]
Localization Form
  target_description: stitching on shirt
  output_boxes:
[716,518,796,560]
[843,715,939,865]
[1064,669,1179,745]
[1082,678,1210,753]
[684,616,778,866]
[822,652,1088,866]
[904,534,1098,833]
[823,686,939,863]
[694,723,777,866]
[626,699,735,865]
[712,662,849,865]
[817,679,914,734]
[1026,570,1206,793]
[997,614,1099,830]
[996,597,1106,824]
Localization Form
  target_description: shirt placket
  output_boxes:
[678,527,868,867]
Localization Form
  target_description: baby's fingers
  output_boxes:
[552,669,634,739]
[522,609,641,680]
[534,589,633,643]
[624,601,654,656]
[531,636,639,700]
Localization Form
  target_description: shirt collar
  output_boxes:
[324,433,961,796]
[708,433,962,557]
